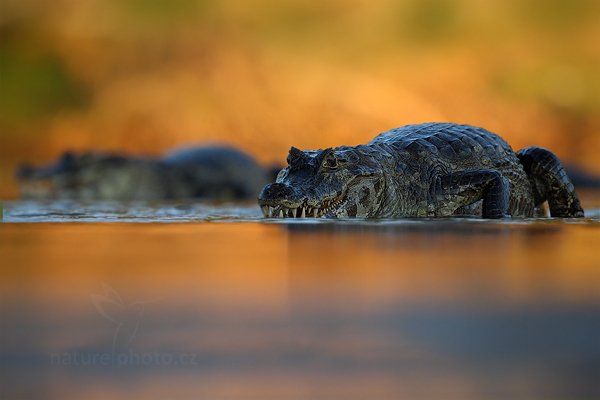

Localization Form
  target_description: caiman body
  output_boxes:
[17,146,274,201]
[258,122,584,219]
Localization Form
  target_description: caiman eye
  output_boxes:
[322,153,338,170]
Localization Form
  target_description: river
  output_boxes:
[1,195,599,399]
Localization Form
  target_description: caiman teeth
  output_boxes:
[261,194,344,219]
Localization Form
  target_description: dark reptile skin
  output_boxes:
[259,122,583,218]
[517,146,584,217]
[370,123,536,217]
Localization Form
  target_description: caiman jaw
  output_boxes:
[261,194,345,218]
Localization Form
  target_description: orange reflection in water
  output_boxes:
[2,222,599,304]
[1,221,600,399]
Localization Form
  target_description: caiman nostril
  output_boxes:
[259,182,294,201]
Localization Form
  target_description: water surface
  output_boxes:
[1,197,600,399]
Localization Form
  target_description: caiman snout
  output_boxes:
[258,182,311,218]
[258,182,295,204]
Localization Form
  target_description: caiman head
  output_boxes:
[16,151,129,199]
[258,146,386,218]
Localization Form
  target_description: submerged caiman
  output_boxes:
[258,122,584,219]
[17,146,276,201]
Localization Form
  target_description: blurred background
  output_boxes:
[1,0,599,199]
[2,3,600,398]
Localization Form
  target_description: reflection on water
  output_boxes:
[3,196,600,223]
[1,198,600,399]
[1,200,264,223]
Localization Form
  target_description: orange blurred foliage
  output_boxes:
[1,0,599,198]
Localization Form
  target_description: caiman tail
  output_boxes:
[517,147,584,217]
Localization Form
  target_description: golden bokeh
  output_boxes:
[1,0,599,198]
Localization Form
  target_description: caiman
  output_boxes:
[17,145,276,201]
[258,122,584,219]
